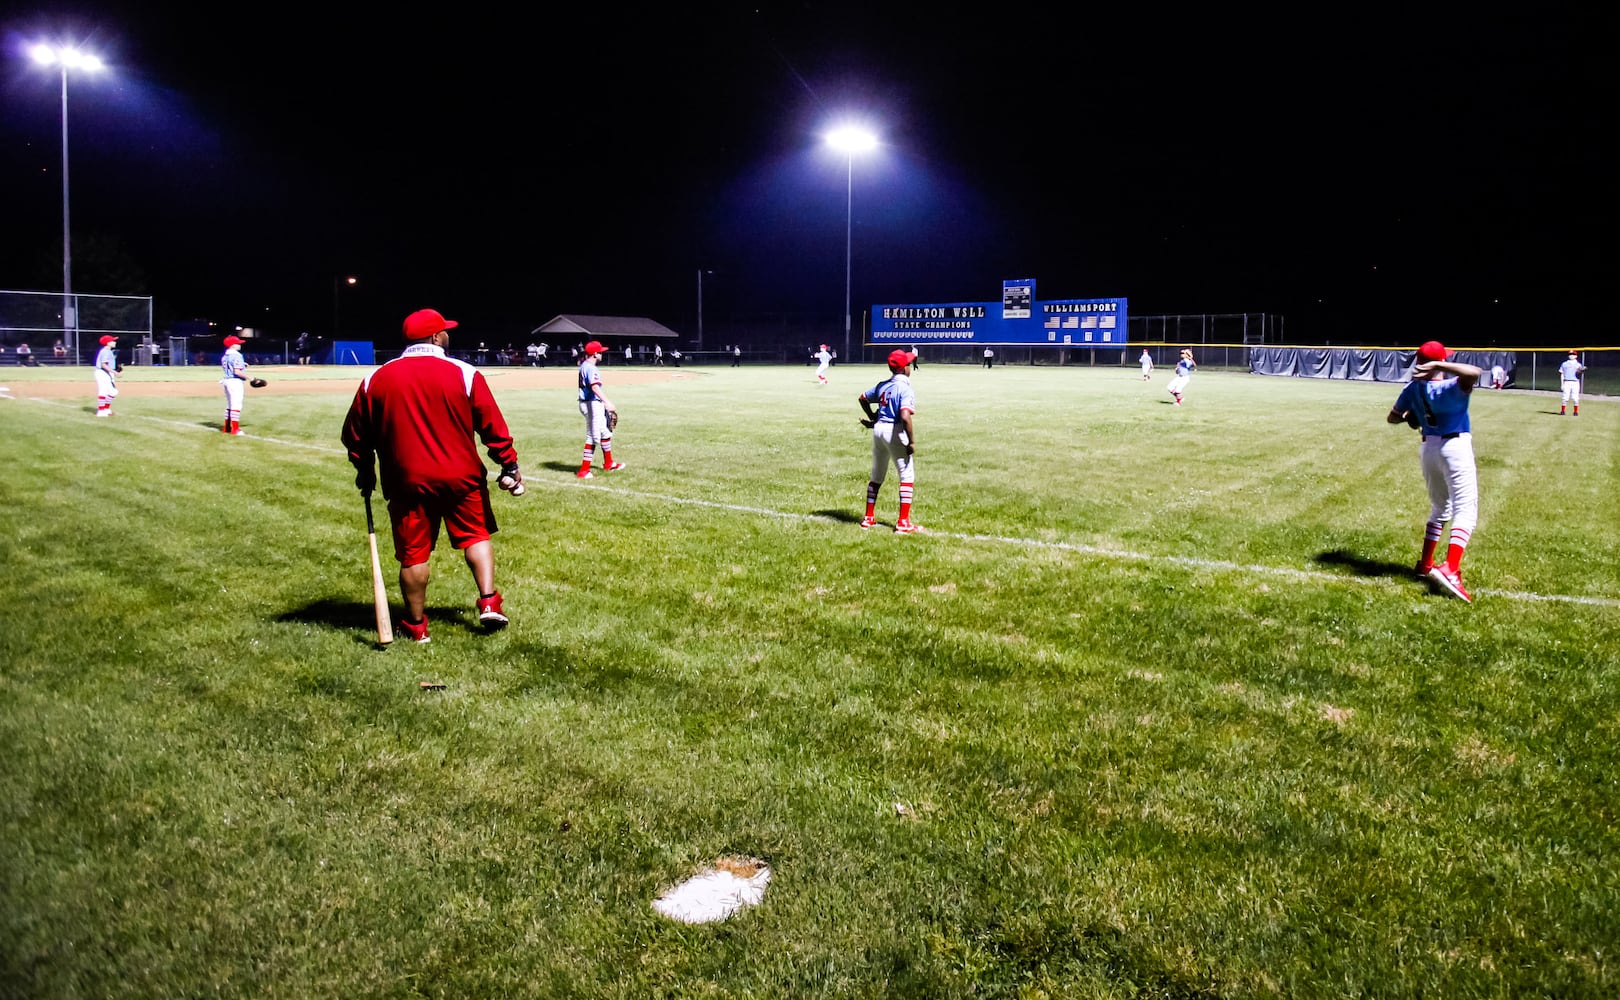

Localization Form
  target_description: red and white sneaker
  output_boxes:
[605,461,626,471]
[399,616,431,643]
[859,515,876,530]
[894,518,920,534]
[1414,560,1434,580]
[1426,566,1473,604]
[476,591,508,629]
[576,469,594,479]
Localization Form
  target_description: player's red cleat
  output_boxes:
[476,591,508,628]
[894,518,920,534]
[859,515,876,530]
[1426,566,1473,604]
[399,616,431,643]
[1414,560,1434,580]
[576,469,594,479]
[605,461,626,471]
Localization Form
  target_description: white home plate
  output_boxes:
[651,856,771,924]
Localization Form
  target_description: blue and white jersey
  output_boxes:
[1174,358,1195,378]
[221,347,246,380]
[862,373,915,423]
[1559,358,1585,381]
[578,359,603,402]
[95,344,117,374]
[1395,376,1472,436]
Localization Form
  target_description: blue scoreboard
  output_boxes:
[871,278,1127,349]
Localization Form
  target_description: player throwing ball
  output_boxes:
[1386,340,1483,603]
[857,348,920,533]
[814,344,832,384]
[1166,349,1196,405]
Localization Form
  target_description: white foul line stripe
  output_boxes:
[27,396,1618,609]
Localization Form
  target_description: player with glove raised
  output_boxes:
[575,341,625,479]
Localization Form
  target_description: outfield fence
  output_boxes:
[0,289,152,365]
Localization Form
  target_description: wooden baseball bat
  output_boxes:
[365,494,393,645]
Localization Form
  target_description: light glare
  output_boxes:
[29,44,104,72]
[826,126,878,154]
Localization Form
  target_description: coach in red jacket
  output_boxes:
[342,308,523,643]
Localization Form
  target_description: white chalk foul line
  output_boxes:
[27,397,1617,609]
[563,480,1620,609]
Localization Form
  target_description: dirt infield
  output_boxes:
[0,366,699,399]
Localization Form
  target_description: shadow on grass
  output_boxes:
[276,598,481,647]
[538,460,583,475]
[1312,548,1416,581]
[814,508,864,525]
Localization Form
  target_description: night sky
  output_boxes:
[1,4,1608,347]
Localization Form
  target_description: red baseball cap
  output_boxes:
[1417,340,1449,361]
[820,344,828,350]
[887,348,917,370]
[402,308,458,340]
[584,340,607,355]
[223,335,244,347]
[99,335,118,346]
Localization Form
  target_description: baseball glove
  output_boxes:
[249,377,268,388]
[606,408,618,431]
[1403,410,1422,430]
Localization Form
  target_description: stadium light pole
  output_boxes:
[825,125,878,366]
[696,268,714,352]
[333,274,357,336]
[30,42,104,361]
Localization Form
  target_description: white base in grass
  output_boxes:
[651,859,771,924]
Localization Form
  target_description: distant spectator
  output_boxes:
[654,344,664,366]
[296,332,312,365]
[625,344,634,364]
[477,341,489,365]
[984,347,994,368]
[54,339,67,359]
[527,341,541,366]
[732,345,742,367]
[1489,363,1506,389]
[670,349,682,367]
[16,343,36,366]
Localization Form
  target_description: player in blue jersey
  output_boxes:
[576,340,623,479]
[1387,340,1484,603]
[219,335,251,435]
[1559,350,1586,415]
[93,335,119,417]
[1166,349,1195,405]
[857,348,919,533]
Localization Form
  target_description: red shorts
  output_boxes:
[388,488,497,566]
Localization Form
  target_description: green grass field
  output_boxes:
[2,364,1616,998]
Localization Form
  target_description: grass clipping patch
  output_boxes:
[651,856,772,924]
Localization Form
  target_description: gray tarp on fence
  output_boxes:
[1249,348,1517,383]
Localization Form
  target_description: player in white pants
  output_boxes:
[1166,350,1195,404]
[814,344,832,384]
[1387,340,1483,603]
[219,335,250,434]
[576,340,623,478]
[93,335,119,416]
[1559,350,1586,415]
[1139,348,1153,380]
[858,349,919,533]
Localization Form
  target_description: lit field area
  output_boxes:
[1,364,1616,998]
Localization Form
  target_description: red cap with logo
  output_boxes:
[403,308,458,340]
[223,335,244,348]
[887,348,917,370]
[1417,340,1449,361]
[584,340,607,356]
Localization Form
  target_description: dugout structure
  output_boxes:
[0,288,152,364]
